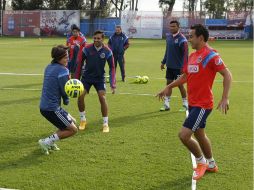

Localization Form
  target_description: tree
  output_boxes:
[110,0,128,17]
[159,0,176,13]
[204,0,227,18]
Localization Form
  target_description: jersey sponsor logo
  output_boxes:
[188,65,199,73]
[215,57,223,65]
[100,53,106,59]
[197,56,202,63]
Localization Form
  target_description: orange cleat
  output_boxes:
[207,165,218,173]
[193,163,208,180]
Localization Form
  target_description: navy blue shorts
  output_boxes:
[166,68,182,81]
[183,106,212,132]
[81,79,106,93]
[40,108,72,130]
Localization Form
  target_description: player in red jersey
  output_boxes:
[156,24,232,180]
[67,25,86,78]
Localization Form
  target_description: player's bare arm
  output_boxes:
[217,68,232,114]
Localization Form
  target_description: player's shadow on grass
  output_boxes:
[0,149,45,171]
[0,134,49,170]
[110,110,182,128]
[0,97,39,107]
[83,110,182,134]
[149,176,191,190]
[2,82,42,89]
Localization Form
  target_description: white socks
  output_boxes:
[207,157,216,168]
[164,96,170,108]
[80,111,86,121]
[103,117,108,124]
[182,98,188,108]
[44,133,59,145]
[195,156,206,164]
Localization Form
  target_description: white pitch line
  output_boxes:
[185,110,197,190]
[0,73,252,83]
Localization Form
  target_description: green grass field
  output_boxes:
[0,37,252,190]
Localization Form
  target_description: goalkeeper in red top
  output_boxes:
[67,25,86,78]
[156,24,232,180]
[75,30,116,133]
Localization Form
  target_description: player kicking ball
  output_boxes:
[39,45,78,155]
[157,24,232,180]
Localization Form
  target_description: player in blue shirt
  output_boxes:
[39,45,78,155]
[108,26,129,82]
[75,30,116,133]
[160,20,189,112]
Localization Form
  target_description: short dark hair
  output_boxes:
[51,45,68,62]
[190,24,209,42]
[71,24,80,31]
[115,25,122,29]
[170,20,180,27]
[94,30,105,38]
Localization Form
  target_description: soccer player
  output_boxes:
[75,30,116,133]
[66,24,84,45]
[108,25,129,82]
[39,45,78,155]
[67,25,86,78]
[156,24,232,180]
[160,20,188,112]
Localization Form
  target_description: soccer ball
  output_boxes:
[141,76,149,83]
[134,76,142,83]
[64,79,84,98]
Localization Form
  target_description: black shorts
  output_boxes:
[40,108,73,130]
[81,79,106,93]
[183,106,212,132]
[166,68,182,81]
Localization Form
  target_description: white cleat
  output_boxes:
[38,139,50,155]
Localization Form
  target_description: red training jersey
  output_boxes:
[67,36,86,60]
[183,45,226,109]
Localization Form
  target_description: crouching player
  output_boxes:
[157,24,232,180]
[39,45,78,155]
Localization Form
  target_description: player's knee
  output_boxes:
[178,131,190,143]
[69,124,78,135]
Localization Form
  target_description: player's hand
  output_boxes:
[156,87,169,101]
[75,43,80,48]
[111,87,116,94]
[63,98,69,105]
[217,98,229,114]
[161,64,165,71]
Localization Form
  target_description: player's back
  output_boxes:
[40,63,69,111]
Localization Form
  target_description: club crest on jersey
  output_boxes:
[188,65,199,73]
[174,39,178,43]
[197,56,202,63]
[100,53,106,59]
[215,57,223,65]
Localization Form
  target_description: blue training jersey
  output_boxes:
[75,44,116,88]
[161,32,188,69]
[40,62,69,111]
[108,32,129,54]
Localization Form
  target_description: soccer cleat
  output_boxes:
[207,165,219,173]
[160,106,170,111]
[179,106,188,112]
[192,163,208,180]
[38,139,50,155]
[79,120,87,130]
[49,143,60,151]
[102,123,109,133]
